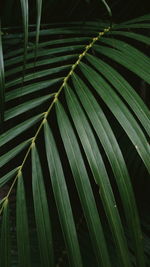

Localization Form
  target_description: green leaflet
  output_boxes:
[31,143,54,267]
[118,14,150,24]
[0,139,31,167]
[44,121,83,267]
[5,45,83,68]
[16,173,31,267]
[79,62,150,174]
[0,113,43,147]
[20,0,28,51]
[114,23,150,30]
[0,168,19,188]
[5,55,76,77]
[94,44,150,84]
[100,37,149,69]
[86,53,150,136]
[5,93,54,121]
[56,101,111,267]
[20,0,29,80]
[26,26,98,36]
[72,73,146,267]
[108,31,150,45]
[99,0,112,18]
[65,84,132,267]
[0,199,11,267]
[35,0,43,61]
[6,78,62,101]
[6,65,71,88]
[4,37,88,60]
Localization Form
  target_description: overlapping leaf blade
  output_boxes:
[65,84,132,267]
[35,0,43,60]
[114,23,150,30]
[20,0,29,77]
[56,101,111,267]
[0,113,43,147]
[0,139,30,167]
[5,94,54,121]
[108,31,150,45]
[6,78,62,101]
[86,53,150,136]
[5,65,71,88]
[79,62,150,173]
[71,73,146,266]
[100,37,149,68]
[94,44,150,84]
[4,45,83,68]
[0,168,19,188]
[5,54,75,77]
[119,14,150,24]
[16,173,31,267]
[32,143,54,267]
[4,37,88,60]
[44,121,83,267]
[0,199,10,267]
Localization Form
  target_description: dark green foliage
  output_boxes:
[0,1,150,266]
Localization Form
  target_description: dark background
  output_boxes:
[1,0,150,26]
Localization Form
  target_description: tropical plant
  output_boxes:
[0,0,150,266]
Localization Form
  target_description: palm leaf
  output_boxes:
[56,101,111,267]
[79,62,150,172]
[0,168,19,188]
[16,172,31,267]
[94,44,150,83]
[20,0,29,79]
[65,84,132,266]
[0,199,11,267]
[35,0,43,60]
[108,31,150,45]
[85,54,150,136]
[0,139,31,167]
[44,121,83,267]
[71,73,146,266]
[99,0,112,18]
[5,93,54,121]
[0,114,42,147]
[31,143,54,267]
[0,13,150,266]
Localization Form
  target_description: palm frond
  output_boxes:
[0,14,150,266]
[16,173,31,267]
